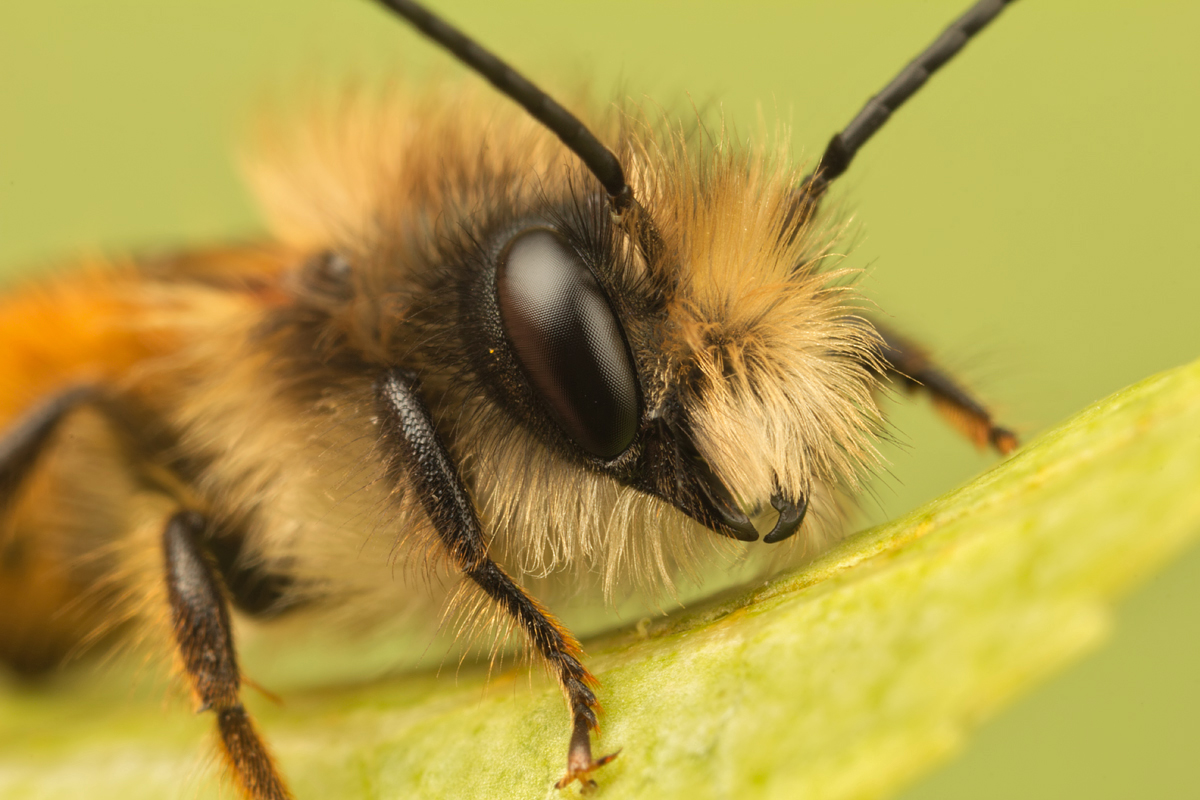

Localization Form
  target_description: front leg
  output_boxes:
[375,369,617,790]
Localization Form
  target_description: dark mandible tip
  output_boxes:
[763,491,808,544]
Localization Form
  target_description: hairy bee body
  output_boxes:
[0,89,880,678]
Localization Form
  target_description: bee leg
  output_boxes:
[163,510,293,800]
[376,369,619,791]
[0,386,98,514]
[872,322,1018,455]
[1,385,184,514]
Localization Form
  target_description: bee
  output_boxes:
[0,0,1028,797]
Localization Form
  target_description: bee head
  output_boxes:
[252,89,887,590]
[459,118,886,549]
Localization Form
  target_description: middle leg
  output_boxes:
[163,510,293,800]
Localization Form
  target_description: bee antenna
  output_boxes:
[372,0,635,217]
[798,0,1018,211]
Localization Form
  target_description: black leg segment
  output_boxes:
[375,368,617,790]
[163,511,292,800]
[873,323,1017,455]
[0,386,97,515]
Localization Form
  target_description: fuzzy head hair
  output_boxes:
[247,85,886,604]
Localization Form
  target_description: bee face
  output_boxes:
[463,146,883,546]
[265,97,883,561]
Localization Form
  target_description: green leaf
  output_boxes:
[3,358,1199,800]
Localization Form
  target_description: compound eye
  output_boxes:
[497,228,639,459]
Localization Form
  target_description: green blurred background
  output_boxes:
[1,1,1197,797]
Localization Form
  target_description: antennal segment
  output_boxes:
[799,0,1018,207]
[372,0,634,215]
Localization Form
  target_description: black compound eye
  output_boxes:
[496,227,639,459]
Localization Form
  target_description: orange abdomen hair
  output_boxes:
[0,249,292,673]
[0,245,294,426]
[0,266,169,424]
